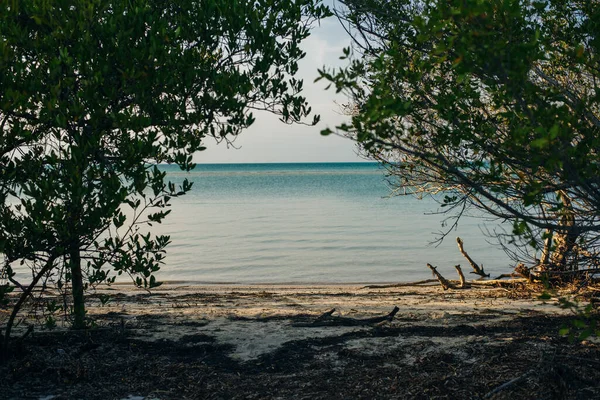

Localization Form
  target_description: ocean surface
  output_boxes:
[150,162,513,284]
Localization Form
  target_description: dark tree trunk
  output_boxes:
[70,242,86,329]
[69,155,86,330]
[1,257,57,361]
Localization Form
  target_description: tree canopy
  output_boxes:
[0,0,330,350]
[321,0,600,274]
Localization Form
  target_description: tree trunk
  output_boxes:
[2,257,56,361]
[540,229,553,267]
[69,155,86,330]
[70,241,86,329]
[550,191,578,271]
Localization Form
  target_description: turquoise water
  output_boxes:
[152,162,513,283]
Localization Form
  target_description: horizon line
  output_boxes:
[161,160,377,165]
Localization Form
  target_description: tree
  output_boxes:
[0,0,330,353]
[320,0,600,275]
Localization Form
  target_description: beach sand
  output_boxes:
[2,282,599,399]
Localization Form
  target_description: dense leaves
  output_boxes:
[322,0,600,271]
[0,0,329,346]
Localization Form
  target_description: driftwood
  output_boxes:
[454,264,468,288]
[534,268,600,277]
[293,307,400,327]
[493,273,523,280]
[456,237,489,277]
[427,264,455,290]
[468,278,527,286]
[493,262,531,280]
[423,238,599,290]
[361,279,438,289]
[427,264,472,290]
[427,262,528,290]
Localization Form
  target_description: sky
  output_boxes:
[195,2,363,164]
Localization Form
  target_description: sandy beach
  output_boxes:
[86,282,571,361]
[2,281,599,399]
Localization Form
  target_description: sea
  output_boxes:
[150,162,514,284]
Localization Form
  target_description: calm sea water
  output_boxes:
[151,162,513,284]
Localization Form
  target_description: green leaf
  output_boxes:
[558,327,570,336]
[530,138,549,149]
[538,292,551,300]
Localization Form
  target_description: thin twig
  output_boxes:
[484,370,535,398]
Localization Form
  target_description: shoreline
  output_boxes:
[3,281,599,399]
[85,281,566,323]
[102,280,425,287]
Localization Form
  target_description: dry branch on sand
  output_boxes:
[425,237,600,291]
[427,264,456,290]
[361,280,438,289]
[363,237,533,291]
[293,307,400,327]
[426,238,535,290]
[456,237,489,277]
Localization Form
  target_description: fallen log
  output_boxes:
[468,278,528,286]
[293,306,400,327]
[361,279,438,289]
[456,237,489,277]
[493,273,523,280]
[427,262,528,289]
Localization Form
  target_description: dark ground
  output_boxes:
[2,310,600,400]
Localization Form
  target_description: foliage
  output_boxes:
[320,0,600,272]
[557,296,599,342]
[0,282,13,308]
[0,0,330,352]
